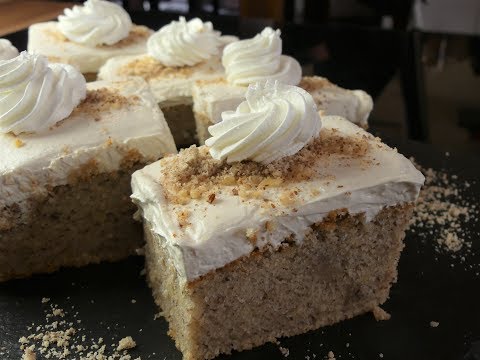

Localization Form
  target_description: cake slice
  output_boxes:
[98,17,237,146]
[192,28,371,144]
[0,53,175,282]
[28,0,152,81]
[131,82,424,360]
[193,76,373,144]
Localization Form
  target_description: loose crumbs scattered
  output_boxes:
[409,160,479,267]
[16,299,140,360]
[430,321,440,328]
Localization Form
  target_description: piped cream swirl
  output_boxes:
[222,27,301,86]
[147,17,222,67]
[0,52,86,135]
[0,39,19,61]
[205,81,321,164]
[58,0,132,46]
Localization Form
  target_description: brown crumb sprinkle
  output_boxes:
[69,88,139,120]
[158,128,373,204]
[117,336,136,351]
[46,25,150,49]
[14,138,25,148]
[207,193,216,204]
[118,55,216,79]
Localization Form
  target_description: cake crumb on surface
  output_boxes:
[409,160,478,267]
[17,300,142,359]
[14,138,25,148]
[430,321,440,328]
[41,297,50,304]
[372,305,391,321]
[117,336,136,351]
[22,347,36,360]
[279,345,290,357]
[327,350,336,359]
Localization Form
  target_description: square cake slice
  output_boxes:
[28,22,152,81]
[192,76,373,144]
[131,112,424,359]
[98,54,226,146]
[0,78,176,281]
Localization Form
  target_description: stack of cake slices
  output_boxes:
[1,2,424,359]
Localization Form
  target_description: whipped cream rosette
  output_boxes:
[0,52,86,134]
[58,0,132,46]
[206,81,320,163]
[222,28,302,86]
[147,17,223,67]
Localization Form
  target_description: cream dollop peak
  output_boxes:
[206,80,321,164]
[0,52,86,135]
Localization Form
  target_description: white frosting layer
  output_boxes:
[99,54,225,104]
[0,52,86,135]
[222,27,301,86]
[306,77,373,128]
[0,39,19,61]
[28,22,151,73]
[147,17,222,67]
[58,0,132,46]
[131,116,424,281]
[206,81,321,163]
[0,78,176,223]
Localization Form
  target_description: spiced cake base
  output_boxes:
[144,204,414,360]
[0,165,144,282]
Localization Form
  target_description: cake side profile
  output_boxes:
[191,29,371,144]
[27,0,152,80]
[0,53,176,281]
[132,82,424,359]
[98,17,237,146]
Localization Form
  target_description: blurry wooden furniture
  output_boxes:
[0,0,74,37]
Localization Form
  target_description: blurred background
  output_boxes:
[1,0,480,152]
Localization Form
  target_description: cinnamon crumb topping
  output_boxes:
[118,55,214,79]
[45,25,150,48]
[97,26,150,48]
[298,76,333,93]
[159,128,372,204]
[14,138,25,148]
[195,77,227,87]
[207,193,216,204]
[176,210,191,228]
[69,87,139,120]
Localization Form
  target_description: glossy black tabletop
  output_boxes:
[1,13,480,360]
